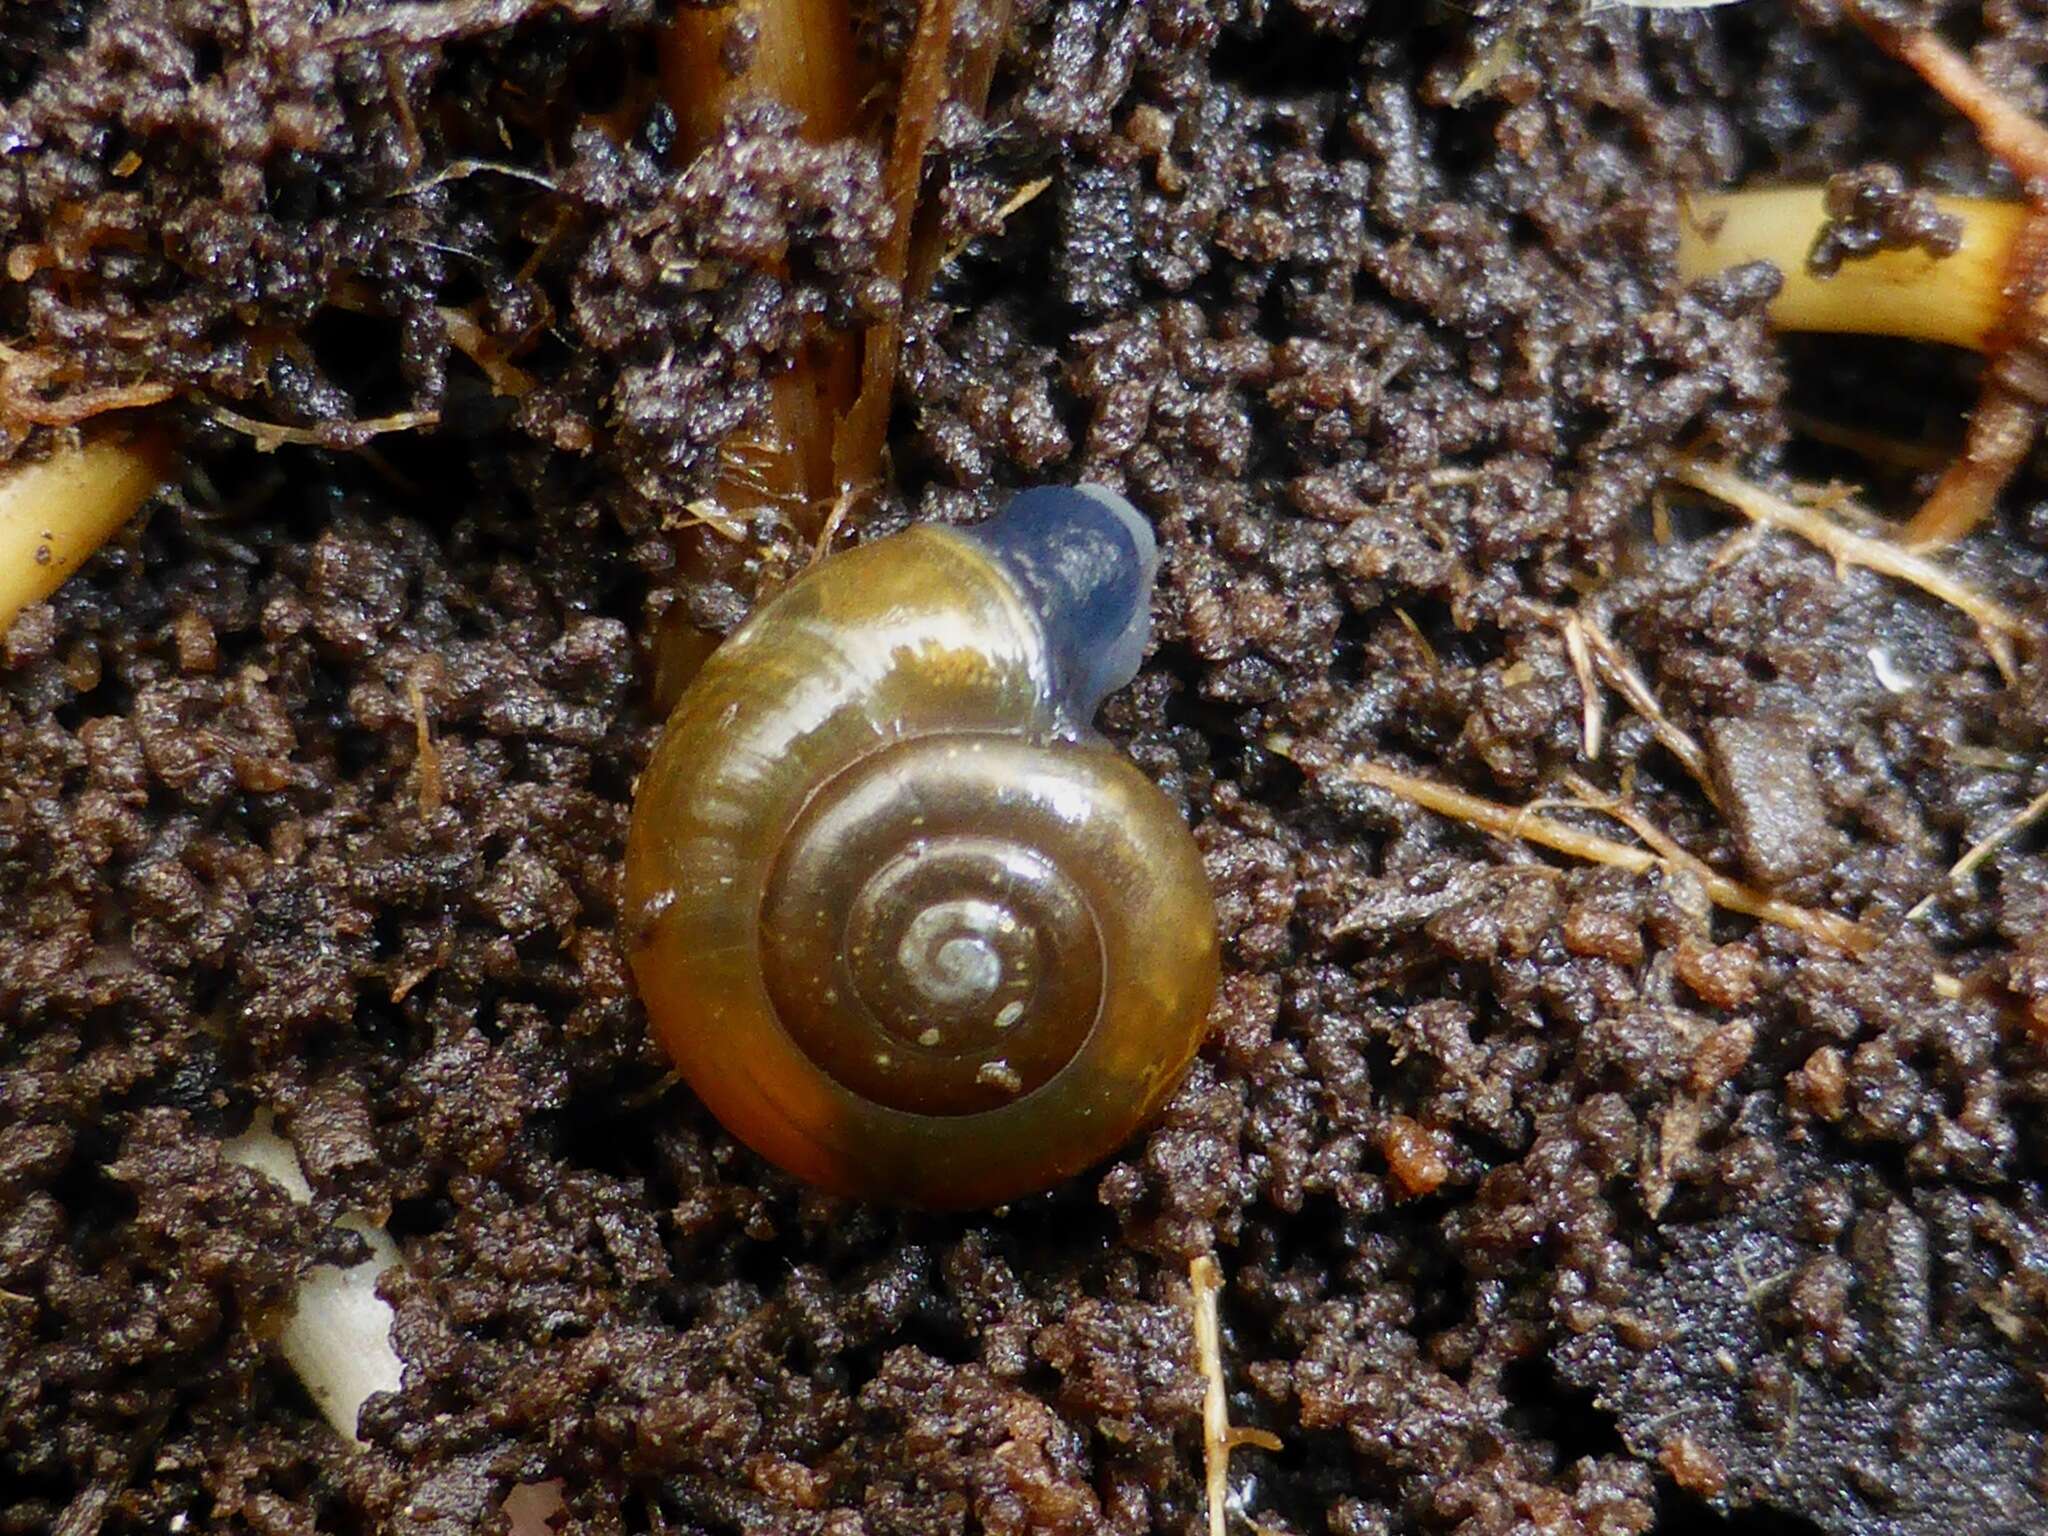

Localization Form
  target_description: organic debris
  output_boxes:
[1189,1255,1282,1536]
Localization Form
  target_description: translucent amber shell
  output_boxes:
[622,494,1218,1208]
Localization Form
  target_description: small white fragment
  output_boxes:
[976,1059,1023,1094]
[1867,646,1916,694]
[221,1112,403,1447]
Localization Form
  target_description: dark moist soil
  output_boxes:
[3,1,2047,1533]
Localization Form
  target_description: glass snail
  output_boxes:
[622,485,1219,1208]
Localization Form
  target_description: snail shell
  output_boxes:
[622,486,1219,1208]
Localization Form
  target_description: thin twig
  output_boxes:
[1949,785,2048,886]
[1671,459,2028,670]
[1277,741,1874,955]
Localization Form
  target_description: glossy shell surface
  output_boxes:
[623,493,1218,1208]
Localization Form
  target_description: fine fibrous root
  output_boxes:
[1558,611,1719,807]
[0,427,169,636]
[1669,459,2028,674]
[210,405,439,454]
[1190,1255,1282,1536]
[1946,785,2048,890]
[1563,613,1603,761]
[1844,5,2048,185]
[1273,740,1874,956]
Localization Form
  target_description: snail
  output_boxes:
[622,485,1219,1208]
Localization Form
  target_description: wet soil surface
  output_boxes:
[2,2,2046,1533]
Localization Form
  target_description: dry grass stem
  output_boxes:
[1279,742,1875,955]
[1670,460,2028,665]
[1949,785,2048,886]
[0,429,168,636]
[1190,1255,1281,1536]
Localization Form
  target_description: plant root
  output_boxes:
[1669,459,2028,674]
[1190,1255,1282,1536]
[1557,610,1719,806]
[1678,187,2027,352]
[1273,740,1875,956]
[1942,784,2048,897]
[1845,6,2048,184]
[833,0,959,496]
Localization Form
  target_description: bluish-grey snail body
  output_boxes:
[622,486,1219,1207]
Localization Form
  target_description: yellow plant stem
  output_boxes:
[1679,186,2048,547]
[1678,187,2029,352]
[0,427,167,636]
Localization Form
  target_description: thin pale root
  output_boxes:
[1280,743,1874,956]
[1671,460,2027,663]
[1191,1255,1282,1536]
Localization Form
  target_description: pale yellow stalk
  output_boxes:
[0,429,167,636]
[1677,187,2026,353]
